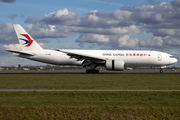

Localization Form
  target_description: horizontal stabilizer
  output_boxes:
[6,49,35,56]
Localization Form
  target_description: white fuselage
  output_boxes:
[14,49,178,67]
[9,24,178,73]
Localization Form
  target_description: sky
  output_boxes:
[0,0,180,67]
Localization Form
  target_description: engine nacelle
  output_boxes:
[106,59,124,71]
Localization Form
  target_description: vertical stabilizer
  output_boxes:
[14,24,43,51]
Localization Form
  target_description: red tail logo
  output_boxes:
[20,34,33,47]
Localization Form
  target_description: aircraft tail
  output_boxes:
[14,24,43,51]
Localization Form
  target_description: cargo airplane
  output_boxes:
[6,24,178,73]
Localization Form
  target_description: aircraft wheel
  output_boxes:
[86,70,90,73]
[95,70,99,73]
[160,69,163,73]
[86,70,92,74]
[86,70,99,73]
[93,70,99,73]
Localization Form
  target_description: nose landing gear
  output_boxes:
[159,66,166,73]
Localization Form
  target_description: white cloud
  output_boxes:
[156,29,175,36]
[25,15,37,23]
[169,51,178,55]
[139,36,180,49]
[77,34,109,43]
[89,10,97,14]
[3,44,21,50]
[140,36,163,48]
[128,25,140,34]
[88,14,99,22]
[3,43,44,51]
[2,22,14,33]
[112,9,131,21]
[164,36,180,46]
[118,35,139,49]
[2,0,180,52]
[38,8,79,25]
[43,8,70,18]
[71,26,130,35]
[49,25,55,32]
[24,24,70,39]
[1,62,6,65]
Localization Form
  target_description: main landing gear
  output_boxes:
[160,69,163,73]
[86,69,99,73]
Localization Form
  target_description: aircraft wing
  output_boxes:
[6,49,35,56]
[58,49,106,62]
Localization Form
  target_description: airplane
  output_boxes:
[6,24,178,73]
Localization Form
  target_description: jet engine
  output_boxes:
[106,59,124,71]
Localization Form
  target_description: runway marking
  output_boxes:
[0,89,180,92]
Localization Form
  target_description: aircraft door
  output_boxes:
[158,54,162,61]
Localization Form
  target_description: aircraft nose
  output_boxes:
[169,57,178,65]
[175,58,178,63]
[172,58,178,64]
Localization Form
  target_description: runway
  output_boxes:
[0,72,179,74]
[0,89,180,92]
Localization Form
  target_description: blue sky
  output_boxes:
[0,0,180,67]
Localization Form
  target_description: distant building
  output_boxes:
[18,64,21,70]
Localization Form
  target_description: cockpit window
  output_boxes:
[170,56,175,58]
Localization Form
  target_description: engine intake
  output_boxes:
[106,59,124,71]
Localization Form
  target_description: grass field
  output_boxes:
[0,70,180,119]
[1,91,180,107]
[0,72,180,90]
[0,91,180,119]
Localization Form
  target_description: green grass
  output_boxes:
[0,92,180,107]
[1,71,180,119]
[1,106,180,120]
[0,91,180,119]
[0,74,180,89]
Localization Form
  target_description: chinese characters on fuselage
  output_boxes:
[102,53,151,56]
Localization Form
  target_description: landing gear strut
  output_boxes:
[86,69,99,73]
[160,69,163,73]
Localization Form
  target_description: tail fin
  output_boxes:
[14,24,43,51]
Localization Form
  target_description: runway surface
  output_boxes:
[0,72,179,74]
[0,89,180,92]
